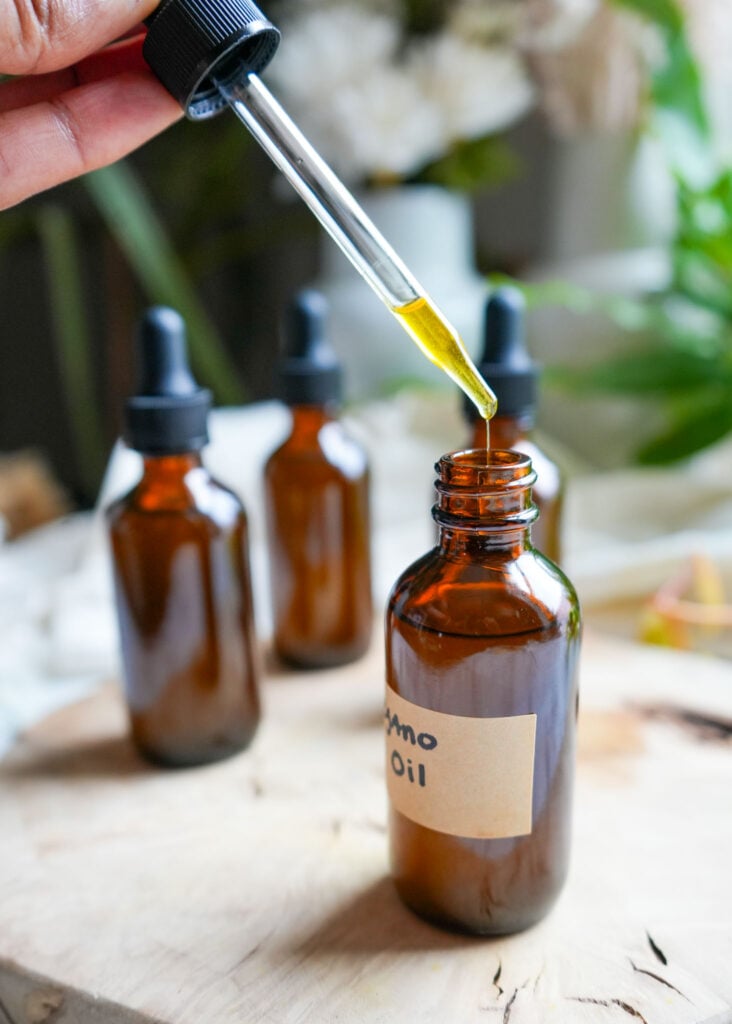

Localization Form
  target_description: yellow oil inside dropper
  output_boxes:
[214,73,497,434]
[391,297,496,427]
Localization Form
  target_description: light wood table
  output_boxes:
[1,632,731,1024]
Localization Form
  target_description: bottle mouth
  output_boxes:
[436,448,536,491]
[433,449,538,531]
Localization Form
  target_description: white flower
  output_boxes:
[266,4,400,104]
[310,68,446,181]
[410,33,535,143]
[265,0,539,182]
[522,0,602,51]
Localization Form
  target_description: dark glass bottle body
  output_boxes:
[470,414,563,564]
[264,404,372,668]
[107,453,260,766]
[386,449,580,935]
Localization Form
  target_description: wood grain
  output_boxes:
[1,632,731,1023]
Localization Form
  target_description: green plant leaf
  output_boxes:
[504,3,732,463]
[488,275,664,333]
[672,172,732,317]
[556,347,726,395]
[637,390,732,463]
[611,0,683,31]
[654,295,729,356]
[653,33,708,134]
[0,208,36,249]
[612,0,714,185]
[36,205,106,496]
[674,250,732,319]
[83,162,244,405]
[402,0,448,34]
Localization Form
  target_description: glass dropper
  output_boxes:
[142,0,496,419]
[215,72,496,420]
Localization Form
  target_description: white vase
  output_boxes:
[313,185,488,402]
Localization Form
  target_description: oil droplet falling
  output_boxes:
[474,416,491,454]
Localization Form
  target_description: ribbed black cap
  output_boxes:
[279,290,342,407]
[463,287,539,422]
[125,307,211,454]
[143,0,280,120]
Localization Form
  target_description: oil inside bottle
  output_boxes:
[109,460,261,766]
[108,307,261,767]
[391,296,497,423]
[386,450,580,934]
[265,289,372,669]
[388,612,577,935]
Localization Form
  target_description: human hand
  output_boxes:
[0,0,183,210]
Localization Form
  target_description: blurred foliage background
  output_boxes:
[0,121,316,501]
[537,0,732,465]
[0,0,729,503]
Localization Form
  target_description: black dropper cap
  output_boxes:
[125,307,211,454]
[143,0,280,121]
[279,290,342,407]
[464,287,539,422]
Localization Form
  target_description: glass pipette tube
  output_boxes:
[215,72,497,421]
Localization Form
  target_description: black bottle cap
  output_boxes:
[125,307,212,454]
[143,0,280,121]
[464,287,539,422]
[279,290,342,407]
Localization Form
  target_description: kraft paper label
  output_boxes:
[385,685,537,839]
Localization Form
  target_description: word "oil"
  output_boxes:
[390,751,427,787]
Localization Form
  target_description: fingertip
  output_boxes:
[0,71,183,210]
[76,35,150,85]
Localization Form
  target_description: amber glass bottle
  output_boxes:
[107,307,260,766]
[264,290,372,668]
[464,288,563,563]
[385,448,581,935]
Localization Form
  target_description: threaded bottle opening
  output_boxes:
[434,449,538,532]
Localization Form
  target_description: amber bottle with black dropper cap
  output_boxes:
[464,287,563,563]
[264,289,372,669]
[107,307,260,766]
[386,448,581,935]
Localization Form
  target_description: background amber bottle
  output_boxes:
[107,307,260,766]
[386,449,581,935]
[464,287,564,563]
[264,290,372,668]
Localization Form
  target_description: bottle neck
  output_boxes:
[289,403,338,437]
[434,449,537,556]
[141,451,204,482]
[130,451,207,512]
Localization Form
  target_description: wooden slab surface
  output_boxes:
[1,632,731,1024]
